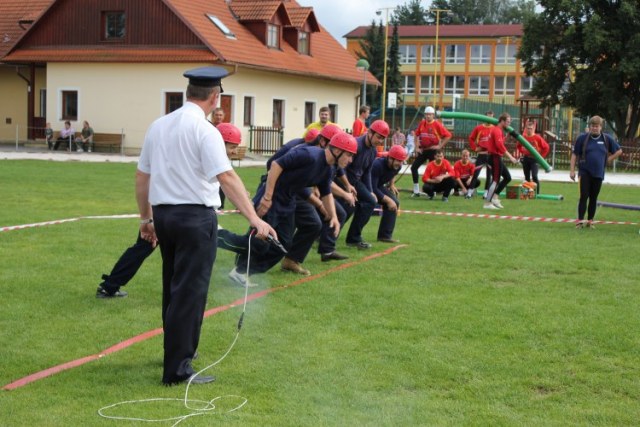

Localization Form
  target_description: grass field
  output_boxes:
[1,160,639,426]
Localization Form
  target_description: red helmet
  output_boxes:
[329,131,358,154]
[388,145,408,161]
[319,124,342,141]
[304,128,320,143]
[369,120,390,138]
[217,123,241,145]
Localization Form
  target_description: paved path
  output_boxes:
[2,146,640,186]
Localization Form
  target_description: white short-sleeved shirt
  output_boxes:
[138,102,231,207]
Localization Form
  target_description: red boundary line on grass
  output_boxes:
[2,244,407,391]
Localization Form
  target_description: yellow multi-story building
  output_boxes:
[345,24,529,110]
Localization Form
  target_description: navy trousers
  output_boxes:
[343,180,377,244]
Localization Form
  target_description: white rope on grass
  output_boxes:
[98,230,254,424]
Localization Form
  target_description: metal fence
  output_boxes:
[248,126,284,155]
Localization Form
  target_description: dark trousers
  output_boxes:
[377,188,399,240]
[100,232,155,294]
[410,149,437,184]
[486,154,511,200]
[318,199,347,254]
[521,156,540,193]
[288,197,322,263]
[153,204,217,384]
[53,136,75,151]
[470,153,492,191]
[343,180,377,244]
[236,209,294,275]
[578,172,603,221]
[422,177,456,198]
[453,177,480,192]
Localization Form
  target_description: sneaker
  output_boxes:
[586,220,595,229]
[228,268,257,288]
[88,148,92,153]
[346,241,372,250]
[321,251,349,262]
[281,257,311,276]
[457,190,465,196]
[442,196,448,202]
[410,192,423,198]
[575,220,586,229]
[96,286,128,298]
[483,203,500,210]
[77,148,83,153]
[466,189,475,198]
[491,197,504,209]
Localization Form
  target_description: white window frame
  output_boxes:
[421,44,439,64]
[399,44,417,64]
[468,76,490,95]
[469,44,491,64]
[419,75,439,95]
[267,24,279,48]
[445,44,466,64]
[444,75,465,95]
[495,43,517,65]
[520,76,535,95]
[402,75,416,94]
[298,31,309,55]
[494,76,516,95]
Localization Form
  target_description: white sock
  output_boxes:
[413,183,420,193]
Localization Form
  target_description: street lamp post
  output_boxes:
[429,9,451,111]
[376,7,393,121]
[356,58,370,106]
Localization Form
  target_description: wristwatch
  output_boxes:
[140,218,153,224]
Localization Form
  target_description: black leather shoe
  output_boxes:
[346,241,372,250]
[321,251,349,262]
[377,238,400,243]
[188,374,215,385]
[96,286,128,298]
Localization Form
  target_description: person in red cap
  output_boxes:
[370,145,407,243]
[330,119,389,251]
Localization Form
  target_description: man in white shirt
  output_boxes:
[136,66,275,386]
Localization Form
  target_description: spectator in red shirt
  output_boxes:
[421,150,456,201]
[453,149,479,198]
[517,119,550,194]
[411,106,451,197]
[484,113,518,210]
[468,110,494,193]
[352,105,370,137]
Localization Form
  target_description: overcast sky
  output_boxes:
[297,0,402,46]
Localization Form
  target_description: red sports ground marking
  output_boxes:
[2,244,407,391]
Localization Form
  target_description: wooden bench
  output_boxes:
[92,132,124,153]
[229,145,247,166]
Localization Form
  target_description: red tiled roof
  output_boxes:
[5,47,217,62]
[165,0,374,84]
[0,0,53,58]
[344,24,523,39]
[286,6,312,28]
[229,1,290,25]
[2,0,376,85]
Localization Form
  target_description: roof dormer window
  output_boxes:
[102,11,125,41]
[267,24,280,48]
[298,31,309,55]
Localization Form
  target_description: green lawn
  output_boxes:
[1,160,639,426]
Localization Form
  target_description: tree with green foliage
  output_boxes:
[392,0,428,25]
[387,24,402,102]
[358,20,385,110]
[429,0,536,24]
[518,0,640,140]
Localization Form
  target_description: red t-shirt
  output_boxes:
[454,160,476,180]
[468,124,493,152]
[422,159,454,183]
[415,119,451,149]
[487,126,508,156]
[517,133,550,158]
[352,119,367,137]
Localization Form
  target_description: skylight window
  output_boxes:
[207,14,236,39]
